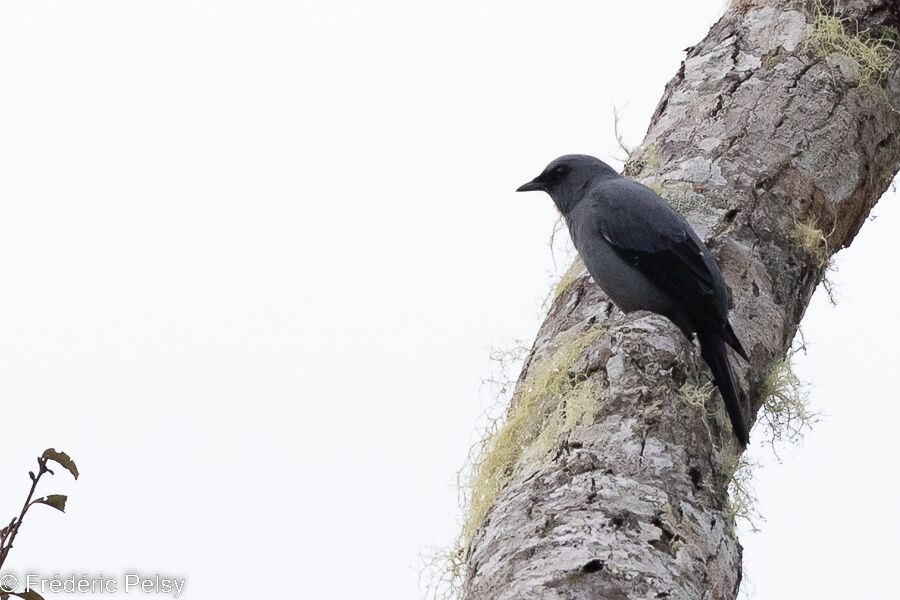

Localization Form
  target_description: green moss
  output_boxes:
[421,546,466,600]
[760,357,819,451]
[432,327,604,595]
[791,218,830,268]
[679,381,716,441]
[803,1,897,87]
[791,217,840,304]
[724,455,762,532]
[717,354,816,532]
[456,325,605,558]
[680,381,713,409]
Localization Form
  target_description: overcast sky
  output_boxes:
[0,1,896,599]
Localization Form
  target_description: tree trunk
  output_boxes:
[463,1,900,598]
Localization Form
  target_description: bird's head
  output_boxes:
[516,154,618,213]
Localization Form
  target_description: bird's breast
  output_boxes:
[568,220,673,315]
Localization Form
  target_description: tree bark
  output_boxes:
[463,1,900,598]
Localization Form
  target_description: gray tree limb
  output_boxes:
[463,1,900,598]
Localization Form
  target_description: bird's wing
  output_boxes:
[594,179,722,320]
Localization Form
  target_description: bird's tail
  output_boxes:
[698,331,749,447]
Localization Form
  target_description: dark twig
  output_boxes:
[0,457,51,569]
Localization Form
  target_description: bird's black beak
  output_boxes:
[516,178,544,193]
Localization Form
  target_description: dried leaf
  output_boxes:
[31,495,67,512]
[41,449,79,480]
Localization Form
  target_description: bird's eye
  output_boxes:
[552,165,570,177]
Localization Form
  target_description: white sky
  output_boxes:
[0,1,896,599]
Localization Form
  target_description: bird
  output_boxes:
[517,154,750,446]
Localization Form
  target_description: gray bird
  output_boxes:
[517,154,750,446]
